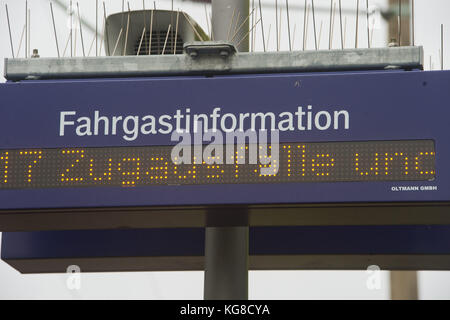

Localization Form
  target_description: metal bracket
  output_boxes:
[184,41,237,59]
[4,46,424,81]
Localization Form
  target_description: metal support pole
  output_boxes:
[387,0,418,300]
[204,226,249,300]
[204,0,250,301]
[390,271,418,300]
[211,0,250,52]
[388,0,411,45]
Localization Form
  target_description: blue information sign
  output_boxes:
[0,70,449,230]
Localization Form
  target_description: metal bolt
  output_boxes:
[31,49,40,58]
[219,50,230,58]
[388,39,399,47]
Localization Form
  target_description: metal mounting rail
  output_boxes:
[4,45,423,81]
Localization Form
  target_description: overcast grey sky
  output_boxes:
[0,0,450,299]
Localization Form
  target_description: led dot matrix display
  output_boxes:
[0,140,435,190]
